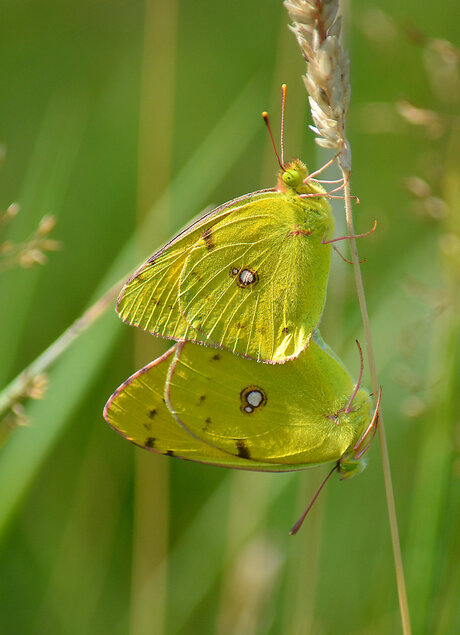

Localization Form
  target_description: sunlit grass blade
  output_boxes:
[129,2,178,632]
[0,78,265,540]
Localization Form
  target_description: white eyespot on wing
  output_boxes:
[240,385,267,415]
[239,269,255,285]
[246,390,264,407]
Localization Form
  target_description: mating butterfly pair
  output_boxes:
[104,79,380,531]
[104,145,378,532]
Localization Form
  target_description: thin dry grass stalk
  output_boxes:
[0,206,61,272]
[284,2,412,634]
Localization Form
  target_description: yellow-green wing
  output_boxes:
[167,335,372,467]
[116,190,275,342]
[103,344,291,470]
[178,192,333,363]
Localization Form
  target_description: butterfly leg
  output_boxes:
[332,244,366,265]
[289,463,339,535]
[304,154,339,181]
[322,220,377,245]
[328,340,364,421]
[353,387,382,459]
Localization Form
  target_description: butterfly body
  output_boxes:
[116,160,334,363]
[104,332,372,474]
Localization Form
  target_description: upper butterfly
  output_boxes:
[117,158,334,363]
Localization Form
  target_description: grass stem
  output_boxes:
[341,169,412,635]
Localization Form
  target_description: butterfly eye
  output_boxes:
[240,385,267,414]
[282,167,301,188]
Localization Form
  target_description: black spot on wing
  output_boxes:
[149,409,158,418]
[145,437,156,448]
[165,450,175,457]
[202,228,215,251]
[236,439,251,459]
[211,353,221,361]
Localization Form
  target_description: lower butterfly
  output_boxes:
[104,332,379,531]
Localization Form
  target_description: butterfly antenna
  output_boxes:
[344,340,364,413]
[322,220,377,245]
[354,387,382,459]
[280,83,287,167]
[262,111,283,170]
[289,464,339,535]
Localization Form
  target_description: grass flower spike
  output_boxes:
[284,0,351,170]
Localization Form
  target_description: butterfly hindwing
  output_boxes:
[166,336,372,467]
[103,344,289,470]
[116,191,274,342]
[179,194,333,362]
[104,335,372,470]
[116,160,335,363]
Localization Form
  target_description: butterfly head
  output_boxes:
[338,455,368,480]
[280,159,308,191]
[279,158,330,200]
[333,387,375,480]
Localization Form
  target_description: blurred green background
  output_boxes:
[0,0,458,633]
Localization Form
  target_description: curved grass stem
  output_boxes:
[341,168,412,635]
[0,280,121,435]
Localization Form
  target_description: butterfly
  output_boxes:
[104,331,376,480]
[116,159,334,364]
